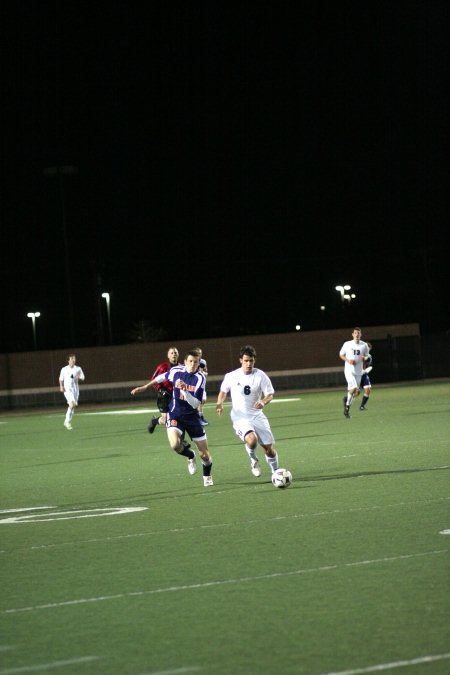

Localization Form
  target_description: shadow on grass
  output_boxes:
[302,464,450,481]
[57,478,313,509]
[26,453,126,467]
[400,408,450,416]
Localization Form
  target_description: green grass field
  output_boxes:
[1,381,449,675]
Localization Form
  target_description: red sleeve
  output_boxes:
[150,362,173,392]
[151,362,169,379]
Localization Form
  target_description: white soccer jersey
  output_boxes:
[340,339,369,379]
[59,365,85,400]
[220,367,274,420]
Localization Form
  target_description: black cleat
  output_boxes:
[148,416,159,434]
[344,405,351,418]
[360,406,366,411]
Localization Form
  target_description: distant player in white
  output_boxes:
[339,327,369,418]
[216,345,280,478]
[59,353,85,429]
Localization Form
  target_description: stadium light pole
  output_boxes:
[43,165,78,346]
[102,292,113,344]
[335,284,351,302]
[27,312,41,350]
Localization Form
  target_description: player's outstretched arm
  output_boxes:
[131,381,153,396]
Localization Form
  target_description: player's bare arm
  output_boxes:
[131,380,153,396]
[216,391,227,415]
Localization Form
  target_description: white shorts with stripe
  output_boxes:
[231,412,274,446]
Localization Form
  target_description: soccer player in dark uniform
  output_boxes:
[192,347,209,425]
[131,347,180,433]
[360,343,373,411]
[132,350,214,486]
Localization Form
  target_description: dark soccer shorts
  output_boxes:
[166,412,206,442]
[360,373,371,388]
[157,390,172,413]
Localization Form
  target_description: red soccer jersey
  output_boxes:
[151,361,177,393]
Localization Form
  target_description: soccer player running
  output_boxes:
[132,350,214,486]
[192,347,209,426]
[131,346,180,433]
[359,342,373,411]
[216,345,280,478]
[339,327,370,418]
[59,353,85,430]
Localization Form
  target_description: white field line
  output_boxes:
[0,507,55,514]
[3,549,447,615]
[1,496,448,551]
[0,507,148,524]
[80,398,300,415]
[139,669,202,675]
[320,651,450,674]
[0,656,99,674]
[81,408,159,415]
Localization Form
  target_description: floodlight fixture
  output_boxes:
[27,312,41,349]
[102,293,113,344]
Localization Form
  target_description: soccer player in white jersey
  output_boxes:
[59,354,85,429]
[339,327,369,418]
[216,345,280,478]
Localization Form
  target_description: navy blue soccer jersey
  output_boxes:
[164,365,206,417]
[361,354,373,388]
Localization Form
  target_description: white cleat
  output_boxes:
[64,421,72,430]
[203,475,214,487]
[187,455,197,475]
[251,459,261,477]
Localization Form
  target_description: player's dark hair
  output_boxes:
[240,345,256,358]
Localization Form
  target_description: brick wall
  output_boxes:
[0,323,420,391]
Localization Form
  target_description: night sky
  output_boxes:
[2,1,448,353]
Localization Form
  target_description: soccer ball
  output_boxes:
[271,468,293,489]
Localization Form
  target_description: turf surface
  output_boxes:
[1,381,449,674]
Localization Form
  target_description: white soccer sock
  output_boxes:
[245,445,258,462]
[265,452,279,473]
